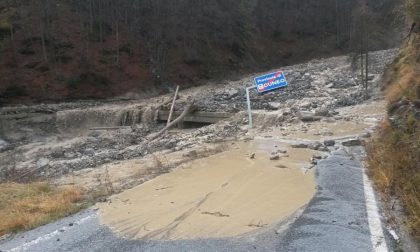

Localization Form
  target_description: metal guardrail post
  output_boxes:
[246,86,254,129]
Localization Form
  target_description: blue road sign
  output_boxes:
[254,70,288,93]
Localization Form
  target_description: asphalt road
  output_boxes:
[0,145,393,252]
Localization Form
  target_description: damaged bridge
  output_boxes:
[157,110,234,124]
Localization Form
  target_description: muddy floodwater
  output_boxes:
[99,140,316,240]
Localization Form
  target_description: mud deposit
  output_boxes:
[99,140,316,240]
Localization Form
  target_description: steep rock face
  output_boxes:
[0,0,402,104]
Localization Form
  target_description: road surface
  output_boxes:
[0,142,394,252]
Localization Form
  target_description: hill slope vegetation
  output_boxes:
[0,0,402,103]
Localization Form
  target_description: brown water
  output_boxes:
[274,120,371,141]
[99,140,316,240]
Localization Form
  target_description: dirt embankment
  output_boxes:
[367,22,420,249]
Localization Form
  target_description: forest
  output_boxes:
[0,0,402,103]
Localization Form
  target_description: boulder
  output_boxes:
[84,148,95,156]
[318,146,329,152]
[268,102,282,110]
[342,138,363,147]
[326,83,335,88]
[315,108,332,117]
[50,148,65,158]
[313,153,327,160]
[64,152,77,159]
[361,132,372,138]
[37,158,50,169]
[309,142,322,150]
[0,139,10,152]
[321,130,334,136]
[291,143,309,149]
[183,150,198,158]
[269,154,280,161]
[297,111,322,122]
[324,140,336,146]
[165,139,177,149]
[225,89,239,98]
[277,148,288,154]
[299,102,312,109]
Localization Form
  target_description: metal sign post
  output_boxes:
[246,86,254,129]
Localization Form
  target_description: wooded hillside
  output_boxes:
[0,0,402,103]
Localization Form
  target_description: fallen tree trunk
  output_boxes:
[167,85,180,126]
[147,101,195,143]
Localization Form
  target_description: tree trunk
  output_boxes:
[147,101,195,143]
[116,22,120,66]
[360,50,364,85]
[41,25,48,62]
[167,85,180,126]
[365,48,369,92]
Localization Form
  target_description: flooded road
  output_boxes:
[275,120,370,141]
[99,140,316,240]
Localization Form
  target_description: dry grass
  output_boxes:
[367,122,420,239]
[384,44,420,104]
[0,182,86,236]
[367,36,420,241]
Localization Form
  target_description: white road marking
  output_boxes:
[8,214,95,252]
[362,169,389,252]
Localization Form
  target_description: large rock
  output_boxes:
[324,140,336,146]
[50,148,65,158]
[361,132,372,138]
[315,108,332,117]
[297,111,322,122]
[309,142,322,150]
[36,158,50,169]
[276,148,288,154]
[326,83,335,88]
[225,89,239,98]
[291,142,309,149]
[269,154,280,160]
[367,75,375,81]
[268,102,282,110]
[342,138,363,147]
[313,153,327,160]
[0,139,10,152]
[318,145,330,152]
[64,152,77,159]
